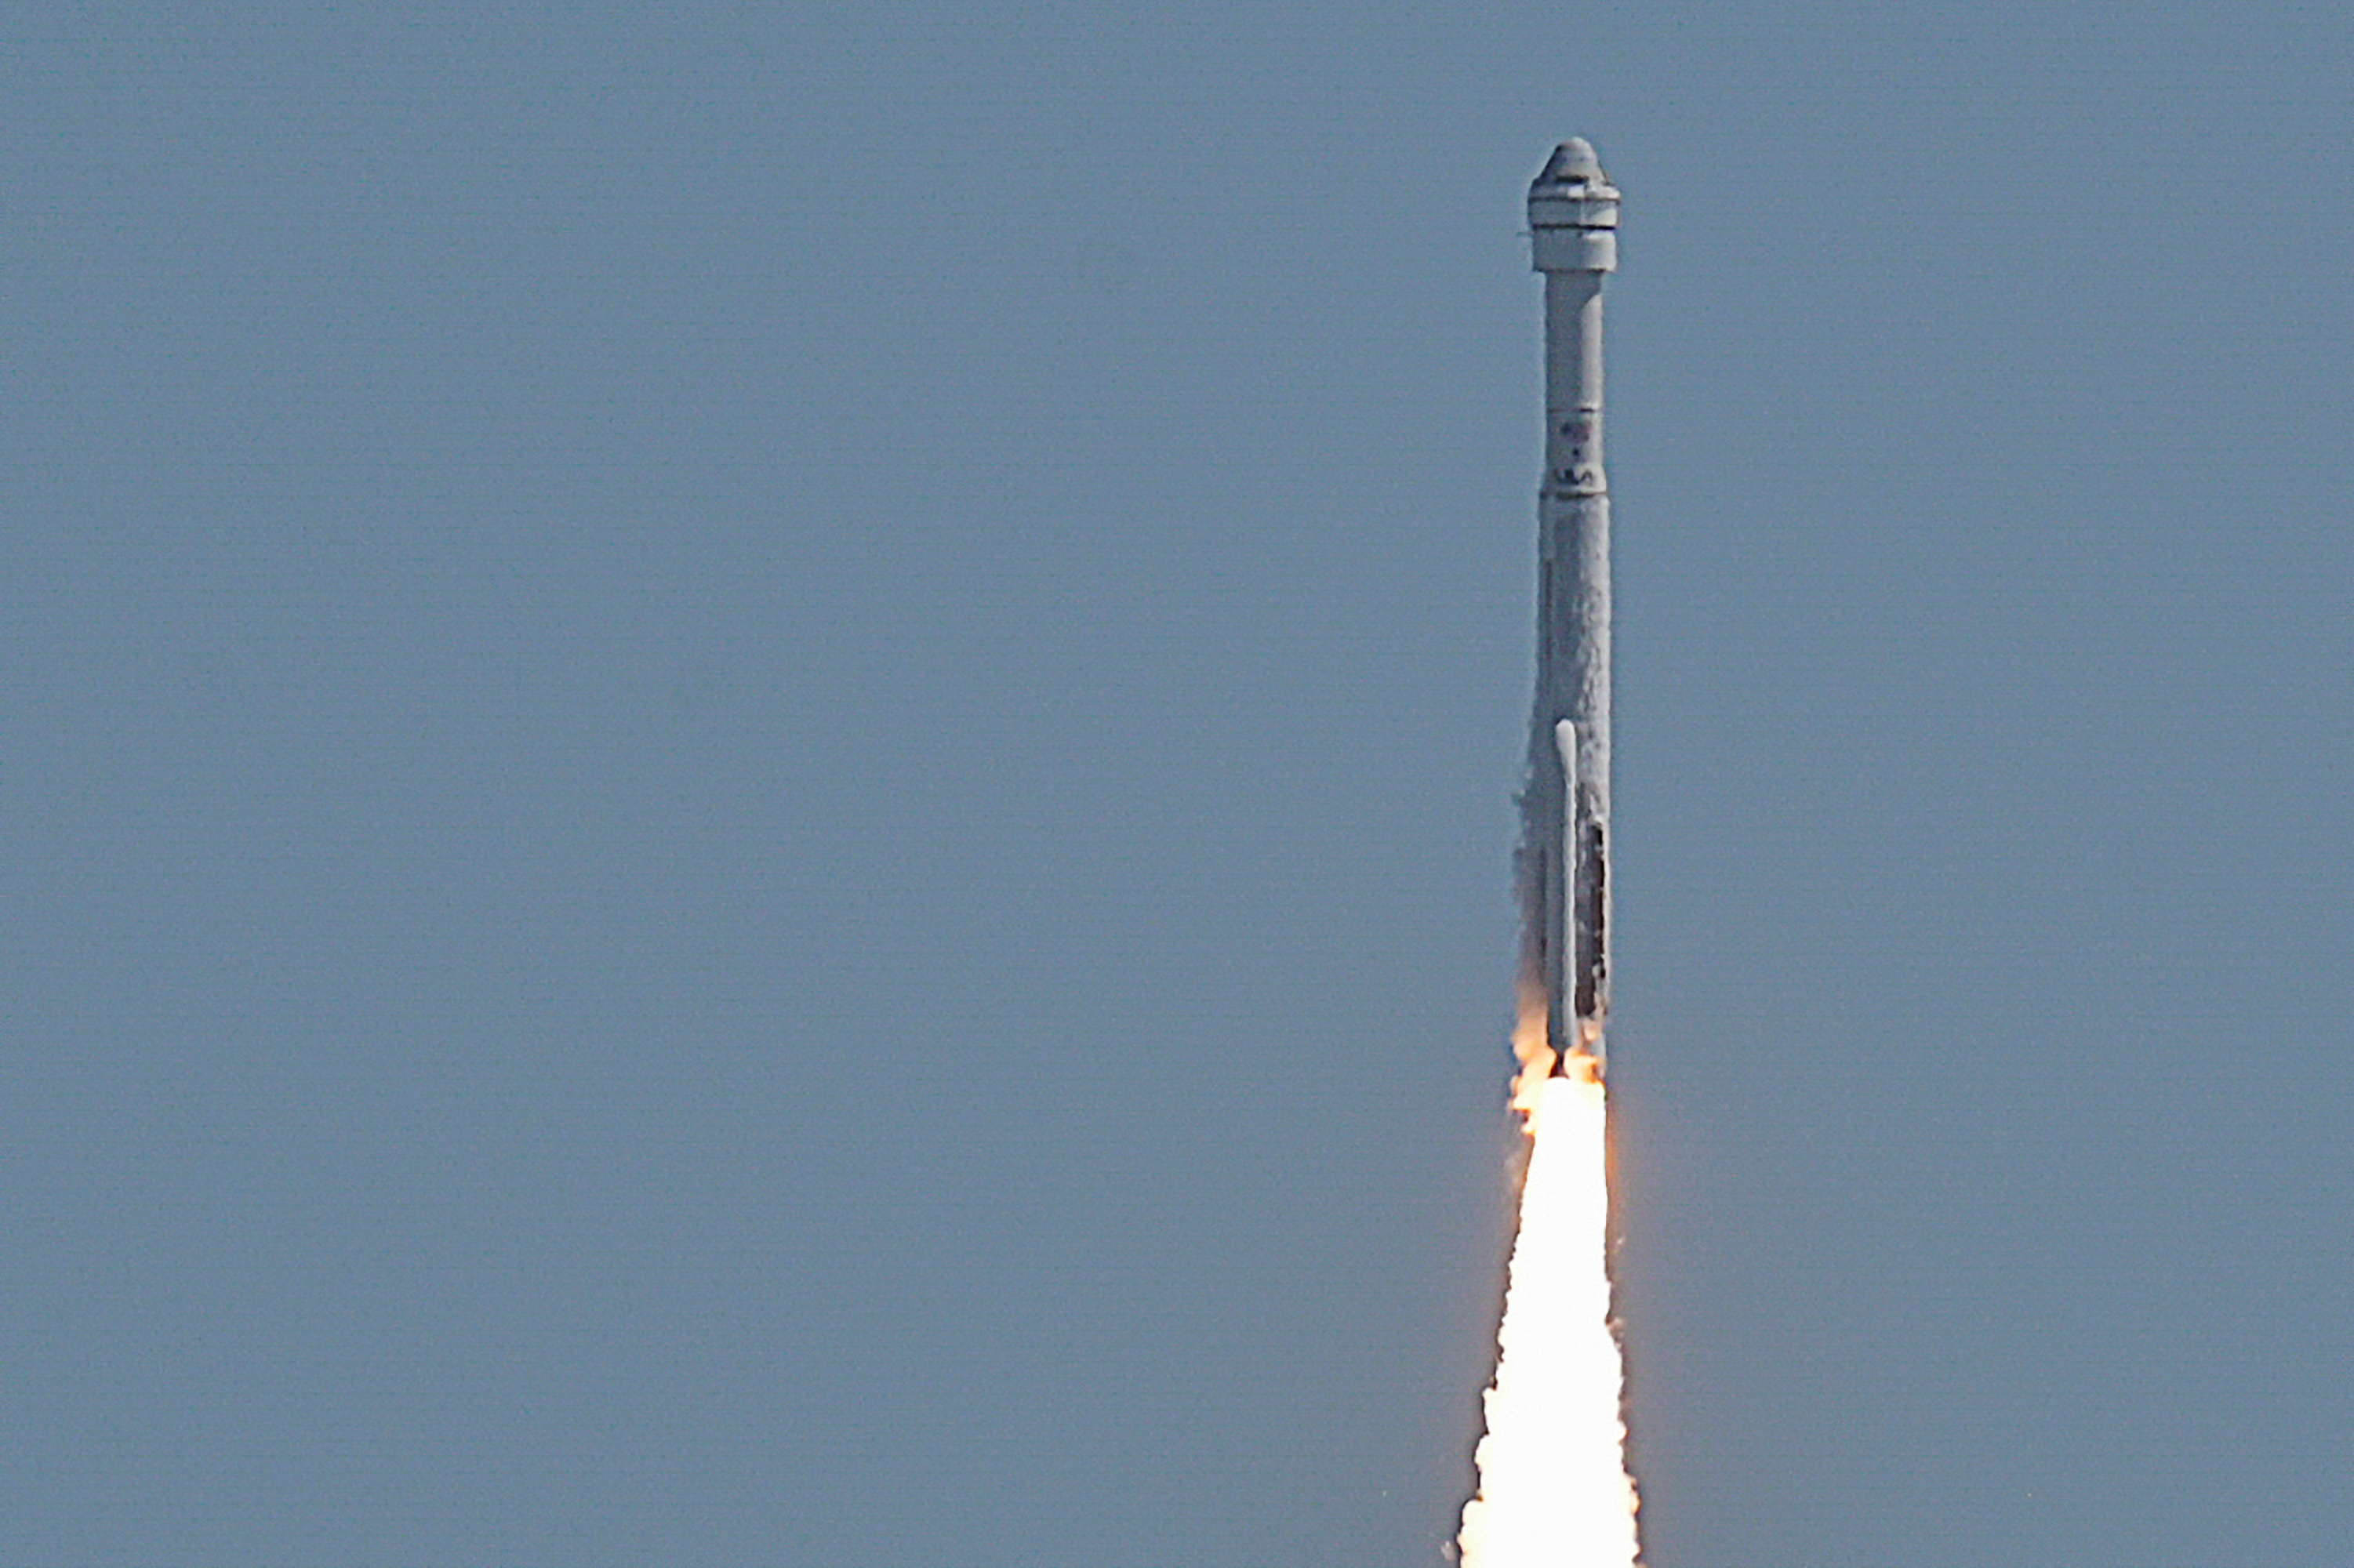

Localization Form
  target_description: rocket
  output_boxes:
[1520,138,1619,1069]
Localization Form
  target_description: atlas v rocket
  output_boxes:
[1520,138,1620,1069]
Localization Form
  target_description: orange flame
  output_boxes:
[1508,983,1557,1117]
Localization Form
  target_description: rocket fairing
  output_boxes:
[1520,139,1619,1071]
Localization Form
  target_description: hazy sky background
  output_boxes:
[5,5,2349,1565]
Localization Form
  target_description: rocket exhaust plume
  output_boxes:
[1456,140,1643,1568]
[1459,1055,1641,1568]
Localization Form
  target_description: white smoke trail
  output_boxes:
[1457,1056,1643,1568]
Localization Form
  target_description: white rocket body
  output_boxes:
[1521,140,1618,1066]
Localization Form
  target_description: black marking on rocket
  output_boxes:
[1574,815,1607,1023]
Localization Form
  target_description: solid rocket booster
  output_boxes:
[1521,139,1619,1069]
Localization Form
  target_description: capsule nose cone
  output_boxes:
[1537,137,1605,184]
[1527,136,1618,273]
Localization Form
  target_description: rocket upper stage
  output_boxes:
[1520,140,1618,1070]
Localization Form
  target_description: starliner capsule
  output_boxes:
[1520,138,1619,1069]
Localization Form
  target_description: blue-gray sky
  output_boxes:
[5,5,2349,1565]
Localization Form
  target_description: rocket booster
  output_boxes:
[1520,139,1619,1069]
